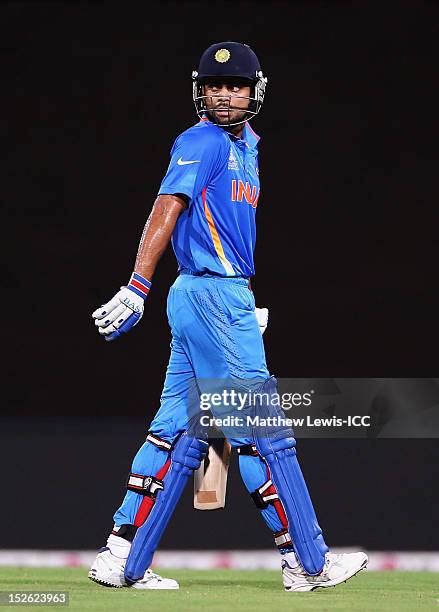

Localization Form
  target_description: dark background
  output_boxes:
[2,2,438,550]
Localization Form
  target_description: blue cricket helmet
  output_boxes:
[192,41,268,126]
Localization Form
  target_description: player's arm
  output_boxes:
[133,194,186,280]
[92,194,186,341]
[92,126,219,341]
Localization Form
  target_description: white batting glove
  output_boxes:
[255,307,269,335]
[92,273,151,342]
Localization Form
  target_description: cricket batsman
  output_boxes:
[89,41,368,591]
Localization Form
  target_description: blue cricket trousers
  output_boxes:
[114,273,289,539]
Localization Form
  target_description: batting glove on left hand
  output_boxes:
[92,273,151,342]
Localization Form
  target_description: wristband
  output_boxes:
[128,272,152,300]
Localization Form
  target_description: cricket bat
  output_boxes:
[194,438,232,510]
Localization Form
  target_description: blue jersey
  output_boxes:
[158,118,261,278]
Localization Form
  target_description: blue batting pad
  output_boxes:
[124,432,208,583]
[253,377,328,575]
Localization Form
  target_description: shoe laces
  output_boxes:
[324,552,343,570]
[142,568,162,582]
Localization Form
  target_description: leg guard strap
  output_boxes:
[126,473,164,497]
[146,432,172,451]
[250,479,280,509]
[111,524,138,542]
[124,432,208,584]
[133,460,171,528]
[274,528,293,549]
[237,444,258,456]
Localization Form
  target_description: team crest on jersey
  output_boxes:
[228,149,239,170]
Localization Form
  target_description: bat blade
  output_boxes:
[194,438,232,510]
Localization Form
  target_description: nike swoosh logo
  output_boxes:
[177,157,200,165]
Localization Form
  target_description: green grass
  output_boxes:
[0,568,437,611]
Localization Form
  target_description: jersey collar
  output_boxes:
[241,121,260,149]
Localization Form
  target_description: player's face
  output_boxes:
[202,80,251,126]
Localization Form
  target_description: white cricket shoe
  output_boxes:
[131,568,179,590]
[88,547,125,587]
[88,547,179,590]
[282,551,368,592]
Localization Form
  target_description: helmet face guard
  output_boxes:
[192,42,267,128]
[192,71,267,127]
